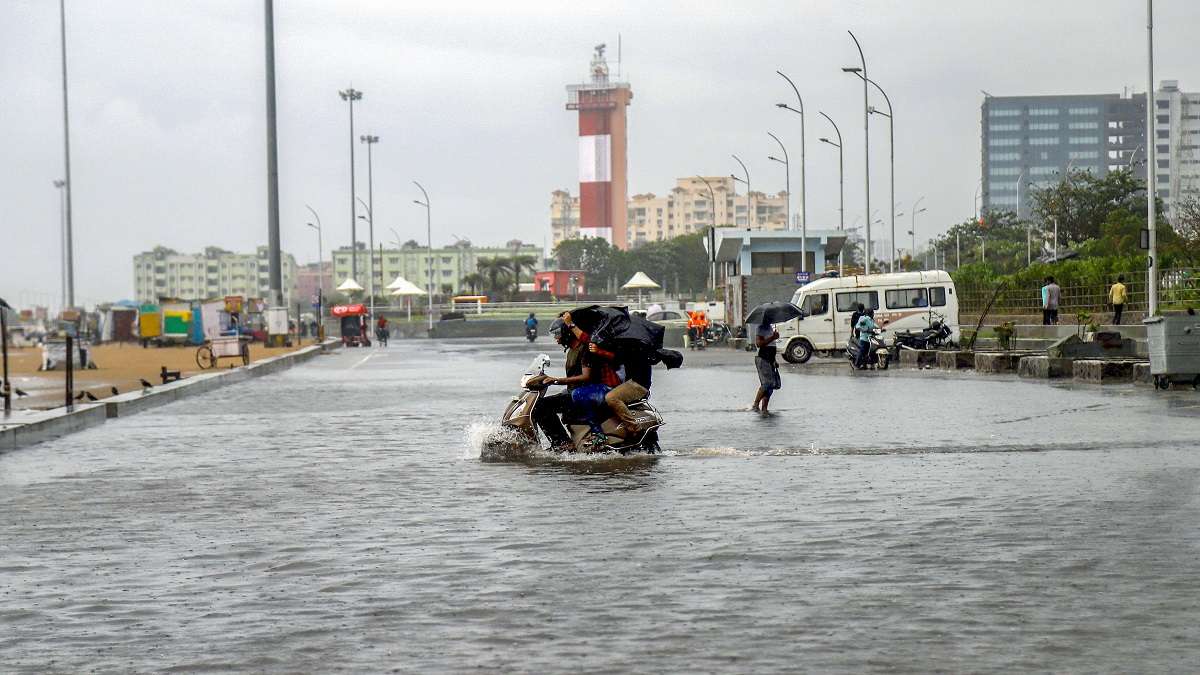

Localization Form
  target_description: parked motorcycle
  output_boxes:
[891,313,953,351]
[845,329,890,370]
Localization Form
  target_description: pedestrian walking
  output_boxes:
[751,323,780,414]
[1109,275,1127,326]
[1041,276,1061,325]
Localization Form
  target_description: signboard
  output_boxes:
[224,296,244,314]
[795,271,812,285]
[266,307,289,336]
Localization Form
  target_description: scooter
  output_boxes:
[525,326,538,342]
[492,354,664,455]
[845,329,890,370]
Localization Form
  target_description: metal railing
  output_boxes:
[957,268,1200,316]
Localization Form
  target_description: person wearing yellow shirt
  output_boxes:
[1109,275,1128,325]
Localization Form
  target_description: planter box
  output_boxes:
[1072,359,1139,384]
[1018,356,1073,379]
[898,349,938,368]
[975,352,1024,373]
[937,350,975,370]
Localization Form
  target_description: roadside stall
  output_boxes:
[332,304,371,347]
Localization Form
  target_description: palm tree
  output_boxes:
[476,257,511,296]
[460,273,486,295]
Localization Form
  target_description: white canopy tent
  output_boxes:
[336,277,364,293]
[621,272,662,308]
[389,277,425,321]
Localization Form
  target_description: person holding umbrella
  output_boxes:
[745,301,804,415]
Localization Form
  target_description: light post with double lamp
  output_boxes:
[412,181,433,331]
[818,111,845,275]
[338,87,363,280]
[768,132,801,270]
[695,175,718,292]
[844,31,871,274]
[304,208,326,340]
[356,197,375,319]
[847,70,896,272]
[54,179,66,310]
[360,134,380,317]
[909,196,925,268]
[775,71,807,239]
[730,154,752,229]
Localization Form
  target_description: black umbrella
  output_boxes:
[568,305,681,368]
[745,301,805,325]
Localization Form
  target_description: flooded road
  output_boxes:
[3,338,1200,672]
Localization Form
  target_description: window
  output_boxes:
[1068,106,1099,115]
[991,152,1020,161]
[929,287,948,307]
[836,291,879,312]
[1069,151,1099,160]
[989,138,1020,147]
[990,195,1018,206]
[1068,121,1098,130]
[1029,108,1059,116]
[1030,137,1060,146]
[1030,166,1057,176]
[750,251,803,274]
[1068,136,1098,145]
[989,108,1020,117]
[800,293,828,316]
[991,182,1017,192]
[1029,123,1059,131]
[989,123,1020,132]
[1157,100,1169,109]
[886,288,933,309]
[989,167,1020,176]
[1156,130,1169,139]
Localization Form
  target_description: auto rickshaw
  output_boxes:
[332,304,371,347]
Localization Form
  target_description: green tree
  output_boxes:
[476,257,512,296]
[553,237,617,289]
[460,273,486,295]
[1028,168,1152,245]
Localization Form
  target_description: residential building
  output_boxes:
[132,246,298,305]
[981,92,1145,218]
[550,189,580,249]
[295,261,333,307]
[1153,80,1200,213]
[331,241,543,295]
[551,177,791,250]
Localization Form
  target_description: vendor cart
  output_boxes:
[1146,313,1200,390]
[196,335,251,369]
[332,304,371,347]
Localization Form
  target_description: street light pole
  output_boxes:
[854,73,895,272]
[54,180,66,310]
[339,86,363,281]
[413,181,433,331]
[845,31,870,275]
[696,175,718,293]
[263,0,283,309]
[58,0,75,308]
[768,131,801,271]
[360,135,380,319]
[731,154,752,228]
[304,205,326,297]
[1147,0,1159,315]
[775,71,807,239]
[910,197,925,268]
[819,111,845,275]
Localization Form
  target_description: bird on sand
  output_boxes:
[139,379,154,389]
[14,388,28,397]
[110,386,119,397]
[82,391,98,402]
[74,391,86,401]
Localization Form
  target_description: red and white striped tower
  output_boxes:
[566,44,632,250]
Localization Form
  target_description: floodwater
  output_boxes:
[2,338,1200,673]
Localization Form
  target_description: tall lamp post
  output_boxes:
[58,0,75,308]
[305,216,325,338]
[695,175,718,292]
[413,181,433,331]
[909,196,925,267]
[731,154,752,228]
[844,30,871,274]
[818,111,845,275]
[54,180,66,310]
[1146,0,1158,315]
[356,199,373,318]
[338,86,363,280]
[360,134,380,318]
[775,71,807,238]
[768,131,801,270]
[304,205,327,296]
[263,0,283,310]
[854,73,895,272]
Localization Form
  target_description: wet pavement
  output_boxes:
[2,338,1200,672]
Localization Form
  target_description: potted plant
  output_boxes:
[994,321,1015,351]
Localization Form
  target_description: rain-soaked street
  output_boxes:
[3,338,1200,672]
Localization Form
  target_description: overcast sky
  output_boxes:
[3,0,1197,307]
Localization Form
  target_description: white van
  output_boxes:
[777,271,960,363]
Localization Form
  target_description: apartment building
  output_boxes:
[132,246,297,305]
[331,241,543,296]
[1153,80,1200,213]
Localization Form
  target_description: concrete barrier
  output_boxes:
[1134,362,1152,385]
[899,349,938,368]
[1073,359,1140,384]
[1018,356,1074,379]
[937,350,976,370]
[975,352,1025,373]
[1,341,338,452]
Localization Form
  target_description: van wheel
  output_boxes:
[783,339,813,364]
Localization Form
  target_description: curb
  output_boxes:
[1,340,340,454]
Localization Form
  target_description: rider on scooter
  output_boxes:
[535,315,619,451]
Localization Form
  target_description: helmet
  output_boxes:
[550,317,570,345]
